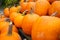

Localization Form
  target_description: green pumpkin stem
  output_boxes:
[8,22,13,35]
[51,12,57,16]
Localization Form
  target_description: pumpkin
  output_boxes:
[20,0,24,3]
[16,6,21,11]
[10,6,18,14]
[20,0,28,13]
[26,2,35,14]
[14,10,28,28]
[4,7,10,17]
[32,16,60,40]
[21,10,40,35]
[0,21,9,31]
[0,15,6,22]
[1,25,18,34]
[49,1,60,17]
[34,0,50,16]
[0,19,18,33]
[9,12,21,22]
[0,22,21,40]
[29,0,33,2]
[14,14,23,28]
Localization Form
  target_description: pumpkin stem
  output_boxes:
[51,12,57,16]
[30,8,33,14]
[5,18,10,22]
[8,22,13,35]
[22,10,28,15]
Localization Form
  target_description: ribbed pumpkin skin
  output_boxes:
[0,32,22,40]
[22,13,40,35]
[49,1,60,17]
[34,0,50,16]
[32,16,60,40]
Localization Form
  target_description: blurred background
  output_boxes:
[0,0,20,13]
[0,0,20,8]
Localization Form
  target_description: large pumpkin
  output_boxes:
[0,22,21,40]
[0,21,18,33]
[21,13,40,35]
[32,16,60,40]
[1,25,18,34]
[0,21,9,31]
[49,1,60,17]
[34,0,50,16]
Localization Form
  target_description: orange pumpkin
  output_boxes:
[29,0,33,2]
[4,8,10,17]
[20,0,28,13]
[32,16,60,40]
[26,2,35,13]
[9,12,21,22]
[0,21,18,33]
[16,6,21,12]
[34,0,50,16]
[0,22,21,40]
[0,15,6,22]
[49,1,60,17]
[10,6,18,14]
[0,21,9,31]
[21,12,40,35]
[1,25,18,34]
[14,14,24,28]
[14,10,28,28]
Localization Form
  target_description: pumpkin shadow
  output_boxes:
[18,28,31,40]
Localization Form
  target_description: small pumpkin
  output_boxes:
[9,12,21,22]
[16,6,21,12]
[0,14,6,22]
[4,7,10,17]
[0,22,21,40]
[10,6,18,14]
[34,0,50,16]
[32,16,60,40]
[26,2,35,14]
[49,1,60,17]
[21,9,40,35]
[20,0,28,13]
[14,10,28,28]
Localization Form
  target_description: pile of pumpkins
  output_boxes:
[0,0,60,40]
